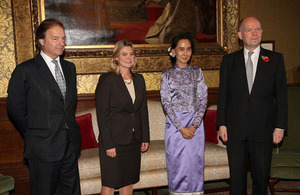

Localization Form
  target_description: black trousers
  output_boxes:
[227,138,273,195]
[27,131,81,195]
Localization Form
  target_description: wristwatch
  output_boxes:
[192,124,198,129]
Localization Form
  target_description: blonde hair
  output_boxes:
[110,40,137,74]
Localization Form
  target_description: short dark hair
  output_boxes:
[169,33,195,65]
[35,18,65,50]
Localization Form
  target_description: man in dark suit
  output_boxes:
[7,19,81,195]
[217,16,287,194]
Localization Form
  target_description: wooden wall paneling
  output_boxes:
[0,98,30,194]
[0,99,25,164]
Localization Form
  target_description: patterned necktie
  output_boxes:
[246,51,254,93]
[52,60,66,100]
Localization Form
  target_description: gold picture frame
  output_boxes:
[12,0,240,74]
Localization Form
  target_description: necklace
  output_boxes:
[124,78,132,85]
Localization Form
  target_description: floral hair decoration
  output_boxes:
[261,55,269,62]
[168,47,175,58]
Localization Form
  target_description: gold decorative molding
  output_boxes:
[63,42,226,58]
[68,53,223,74]
[11,0,35,64]
[222,0,240,54]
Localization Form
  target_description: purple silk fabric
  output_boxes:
[165,112,205,193]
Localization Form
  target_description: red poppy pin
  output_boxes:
[261,55,269,62]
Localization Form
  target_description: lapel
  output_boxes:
[117,74,135,110]
[34,54,64,101]
[60,58,71,104]
[118,73,141,111]
[235,49,250,94]
[132,73,141,109]
[251,47,268,95]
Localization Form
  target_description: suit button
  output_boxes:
[130,113,134,117]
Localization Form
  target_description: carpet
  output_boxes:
[132,180,300,195]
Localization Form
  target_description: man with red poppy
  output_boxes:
[217,16,287,194]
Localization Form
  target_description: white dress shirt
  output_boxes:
[40,51,65,80]
[243,46,260,82]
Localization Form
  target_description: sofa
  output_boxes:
[76,100,229,195]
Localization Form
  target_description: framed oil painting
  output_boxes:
[40,0,217,46]
[12,0,240,73]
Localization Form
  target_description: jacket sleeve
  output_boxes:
[95,74,116,150]
[139,75,150,142]
[217,55,229,128]
[274,53,288,130]
[7,65,29,136]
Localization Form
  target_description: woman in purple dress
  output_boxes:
[160,33,208,194]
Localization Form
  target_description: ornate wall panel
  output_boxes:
[76,70,220,94]
[77,74,100,94]
[0,0,16,97]
[203,70,220,88]
[142,72,162,91]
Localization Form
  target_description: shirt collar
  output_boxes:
[243,46,261,57]
[175,64,190,70]
[40,50,60,64]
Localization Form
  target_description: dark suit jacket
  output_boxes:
[7,54,81,162]
[217,47,288,142]
[95,72,150,150]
